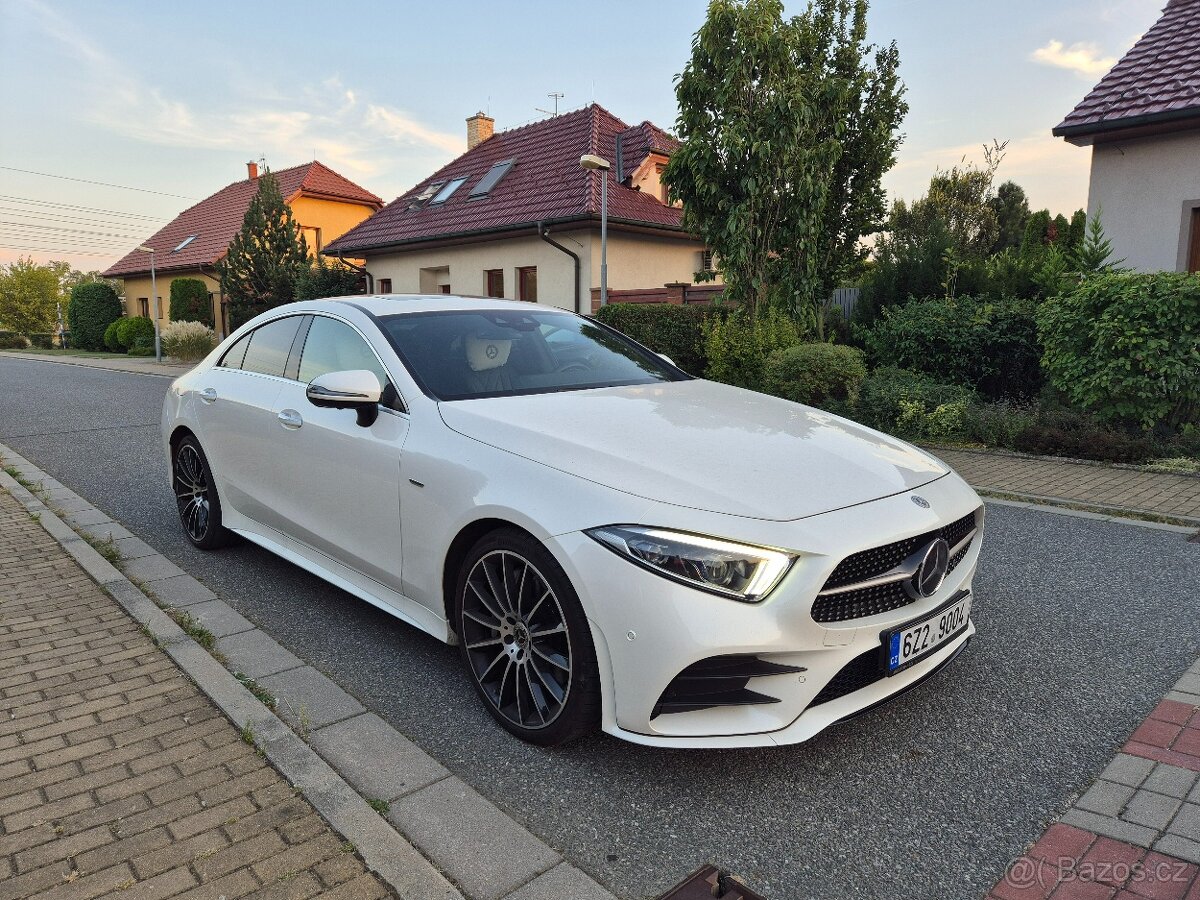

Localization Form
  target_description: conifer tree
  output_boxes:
[219,171,309,329]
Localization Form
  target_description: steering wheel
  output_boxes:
[556,361,591,375]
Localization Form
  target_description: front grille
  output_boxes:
[811,509,979,624]
[808,648,883,708]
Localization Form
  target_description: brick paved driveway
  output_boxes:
[0,489,393,900]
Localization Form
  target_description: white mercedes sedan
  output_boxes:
[162,295,983,748]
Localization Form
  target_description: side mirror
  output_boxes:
[657,353,675,367]
[306,370,382,427]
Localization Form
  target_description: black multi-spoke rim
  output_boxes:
[173,445,211,542]
[461,550,572,730]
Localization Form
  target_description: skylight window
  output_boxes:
[429,177,468,205]
[414,181,443,202]
[172,235,197,253]
[469,159,515,198]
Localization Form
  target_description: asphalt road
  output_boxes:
[2,354,1198,900]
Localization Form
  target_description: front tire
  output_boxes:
[455,529,600,746]
[172,435,230,550]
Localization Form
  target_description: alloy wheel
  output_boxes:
[460,550,573,730]
[173,443,211,542]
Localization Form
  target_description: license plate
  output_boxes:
[882,591,971,675]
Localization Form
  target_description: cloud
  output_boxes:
[1031,40,1118,78]
[364,106,465,156]
[11,0,461,184]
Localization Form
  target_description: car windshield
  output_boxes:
[379,310,686,400]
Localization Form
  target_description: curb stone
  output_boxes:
[0,441,620,900]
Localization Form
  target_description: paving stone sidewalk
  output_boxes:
[934,448,1200,523]
[0,351,191,377]
[0,445,615,900]
[0,487,395,900]
[987,663,1200,900]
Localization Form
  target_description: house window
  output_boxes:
[378,278,393,294]
[485,269,504,298]
[439,284,451,294]
[700,249,715,273]
[657,164,669,204]
[1189,208,1200,274]
[517,266,537,302]
[138,298,149,317]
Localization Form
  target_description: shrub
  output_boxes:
[763,343,867,408]
[161,320,216,361]
[703,307,806,391]
[116,316,155,354]
[855,367,975,434]
[0,332,30,349]
[66,283,122,350]
[860,295,1042,399]
[1011,408,1156,462]
[27,333,55,349]
[103,320,125,352]
[960,399,1038,448]
[168,279,214,327]
[594,303,712,374]
[1038,272,1200,431]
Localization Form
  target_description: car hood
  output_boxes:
[438,380,949,521]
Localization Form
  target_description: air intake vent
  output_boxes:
[652,655,804,718]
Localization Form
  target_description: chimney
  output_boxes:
[466,112,494,150]
[247,161,259,180]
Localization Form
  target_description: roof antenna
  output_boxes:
[535,92,565,117]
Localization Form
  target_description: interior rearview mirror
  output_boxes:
[306,370,382,427]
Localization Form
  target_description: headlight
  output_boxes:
[585,525,796,602]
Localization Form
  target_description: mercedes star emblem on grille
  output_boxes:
[907,538,951,599]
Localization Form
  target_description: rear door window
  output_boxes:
[239,316,303,378]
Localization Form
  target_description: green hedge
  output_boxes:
[116,316,155,353]
[763,342,867,408]
[859,295,1042,400]
[67,283,122,350]
[103,320,125,352]
[854,367,975,436]
[169,278,214,327]
[593,303,713,374]
[1038,272,1200,431]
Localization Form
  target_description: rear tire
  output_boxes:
[455,528,600,746]
[172,435,230,550]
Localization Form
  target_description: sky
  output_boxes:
[0,0,1166,271]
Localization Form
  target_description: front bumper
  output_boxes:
[551,471,983,748]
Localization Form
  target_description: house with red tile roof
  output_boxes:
[324,104,716,313]
[104,161,383,336]
[1053,0,1200,273]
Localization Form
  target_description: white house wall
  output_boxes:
[1086,129,1200,272]
[363,229,713,314]
[365,232,592,313]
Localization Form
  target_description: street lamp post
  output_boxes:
[137,245,162,363]
[579,154,610,307]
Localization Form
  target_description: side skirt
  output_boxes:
[229,523,452,644]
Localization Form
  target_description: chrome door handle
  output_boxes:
[199,387,217,404]
[277,409,303,429]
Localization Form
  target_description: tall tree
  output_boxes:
[665,0,906,317]
[219,171,309,329]
[988,180,1030,253]
[0,257,61,334]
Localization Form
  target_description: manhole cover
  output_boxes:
[656,864,769,899]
